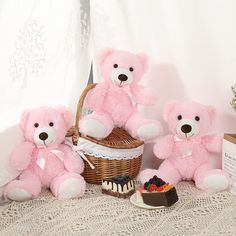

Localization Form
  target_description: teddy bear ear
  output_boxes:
[137,53,149,72]
[20,109,31,131]
[163,100,178,122]
[98,48,114,65]
[56,106,73,129]
[206,105,216,123]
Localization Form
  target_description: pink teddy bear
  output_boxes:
[4,107,86,201]
[139,101,231,192]
[80,48,162,141]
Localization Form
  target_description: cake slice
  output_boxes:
[102,175,135,198]
[136,176,178,207]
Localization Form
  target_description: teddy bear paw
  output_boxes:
[136,123,160,141]
[203,174,229,192]
[6,188,32,201]
[57,178,85,200]
[80,119,108,139]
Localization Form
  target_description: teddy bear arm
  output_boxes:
[10,142,35,171]
[202,134,223,153]
[131,85,157,106]
[59,144,84,174]
[153,135,174,159]
[85,83,109,111]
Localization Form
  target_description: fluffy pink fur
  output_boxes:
[80,48,162,140]
[139,101,231,192]
[4,107,85,201]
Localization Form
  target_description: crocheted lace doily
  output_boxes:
[1,181,236,236]
[66,137,144,160]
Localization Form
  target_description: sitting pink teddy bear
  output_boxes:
[139,101,231,192]
[4,107,86,201]
[80,48,162,141]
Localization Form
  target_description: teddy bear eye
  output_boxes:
[195,116,200,121]
[113,64,118,68]
[129,67,134,72]
[34,123,39,128]
[177,115,182,120]
[49,122,54,127]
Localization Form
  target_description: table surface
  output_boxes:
[0,182,236,236]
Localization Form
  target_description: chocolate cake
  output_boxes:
[136,176,178,207]
[102,175,135,198]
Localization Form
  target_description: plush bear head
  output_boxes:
[163,101,216,138]
[20,107,72,147]
[98,48,148,88]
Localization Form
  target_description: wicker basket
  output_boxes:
[67,83,144,184]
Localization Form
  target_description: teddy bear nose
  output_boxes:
[181,124,192,134]
[39,132,48,141]
[118,74,128,82]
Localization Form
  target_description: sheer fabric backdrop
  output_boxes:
[0,0,91,126]
[0,0,91,195]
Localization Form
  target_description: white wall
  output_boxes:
[90,0,236,168]
[90,0,236,132]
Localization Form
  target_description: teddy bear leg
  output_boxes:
[138,160,182,185]
[80,112,114,139]
[50,172,86,200]
[194,164,231,192]
[4,170,42,201]
[125,112,162,141]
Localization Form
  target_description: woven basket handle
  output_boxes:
[66,83,97,145]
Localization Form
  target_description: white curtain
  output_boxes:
[0,0,91,195]
[0,0,91,127]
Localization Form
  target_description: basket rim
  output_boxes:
[67,137,144,160]
[81,128,144,149]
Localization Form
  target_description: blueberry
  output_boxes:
[148,176,166,187]
[111,175,130,183]
[156,180,166,187]
[161,179,166,184]
[144,182,149,190]
[153,176,158,180]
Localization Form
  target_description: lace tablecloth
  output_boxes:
[0,182,236,236]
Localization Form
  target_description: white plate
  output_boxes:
[130,193,165,209]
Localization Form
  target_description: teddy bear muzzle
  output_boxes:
[176,119,200,139]
[33,127,57,146]
[111,68,133,86]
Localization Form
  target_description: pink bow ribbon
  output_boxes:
[174,134,202,143]
[173,135,202,158]
[35,145,64,169]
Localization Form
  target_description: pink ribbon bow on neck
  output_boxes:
[173,134,202,158]
[36,145,64,169]
[174,134,202,143]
